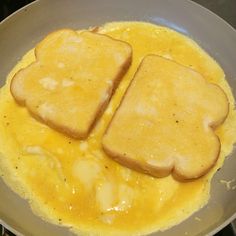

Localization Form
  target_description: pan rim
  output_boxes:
[0,0,39,26]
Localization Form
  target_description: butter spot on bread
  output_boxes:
[39,77,58,90]
[62,78,74,87]
[38,103,55,118]
[57,62,65,68]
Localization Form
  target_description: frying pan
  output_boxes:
[0,0,236,235]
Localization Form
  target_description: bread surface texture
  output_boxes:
[11,29,132,138]
[102,55,229,180]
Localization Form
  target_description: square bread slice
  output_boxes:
[10,29,132,139]
[102,55,229,180]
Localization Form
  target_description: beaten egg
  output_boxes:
[0,22,236,236]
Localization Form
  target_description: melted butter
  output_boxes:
[0,22,236,236]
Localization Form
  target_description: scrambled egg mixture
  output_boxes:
[0,22,236,236]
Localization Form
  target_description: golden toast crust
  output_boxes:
[103,55,229,180]
[10,29,132,139]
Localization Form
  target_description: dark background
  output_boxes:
[0,0,236,236]
[0,0,34,21]
[1,0,236,28]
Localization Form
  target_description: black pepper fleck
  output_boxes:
[175,120,179,123]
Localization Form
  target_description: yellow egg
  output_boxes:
[0,21,236,236]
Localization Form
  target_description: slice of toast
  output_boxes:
[102,55,229,180]
[10,29,132,139]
